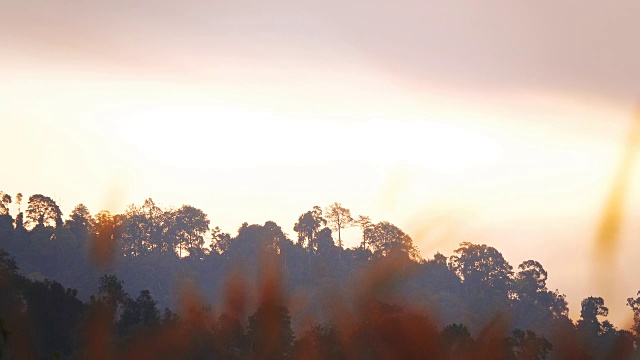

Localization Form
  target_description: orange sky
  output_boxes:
[1,0,640,326]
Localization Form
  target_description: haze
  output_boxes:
[1,0,640,325]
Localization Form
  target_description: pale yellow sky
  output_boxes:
[1,0,640,326]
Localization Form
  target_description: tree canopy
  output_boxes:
[0,191,638,359]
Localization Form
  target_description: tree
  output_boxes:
[577,296,608,349]
[0,248,18,277]
[66,204,93,244]
[627,291,640,338]
[0,192,11,216]
[293,206,326,250]
[0,192,13,242]
[545,289,569,318]
[514,260,547,298]
[449,242,513,295]
[259,221,287,253]
[98,274,128,315]
[324,202,355,260]
[14,193,23,232]
[247,302,295,359]
[224,221,291,271]
[133,290,160,326]
[315,227,335,256]
[169,205,210,258]
[117,199,168,257]
[118,204,146,258]
[0,214,13,242]
[293,323,343,359]
[140,198,165,253]
[15,193,22,213]
[22,279,85,356]
[210,226,231,254]
[449,243,513,329]
[92,210,118,265]
[363,221,420,260]
[356,215,372,249]
[416,253,462,299]
[14,212,24,232]
[511,260,569,334]
[212,313,245,354]
[118,289,160,335]
[576,296,625,358]
[25,194,63,229]
[68,204,92,227]
[507,329,552,360]
[441,323,473,357]
[579,296,608,326]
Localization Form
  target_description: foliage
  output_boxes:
[25,194,62,229]
[247,302,295,359]
[324,202,354,249]
[363,221,420,260]
[0,191,639,358]
[293,206,326,250]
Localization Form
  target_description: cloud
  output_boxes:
[1,0,638,103]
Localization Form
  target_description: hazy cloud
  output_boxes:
[2,0,639,102]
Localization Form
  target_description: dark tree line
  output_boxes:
[0,191,639,358]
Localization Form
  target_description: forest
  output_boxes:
[0,191,639,359]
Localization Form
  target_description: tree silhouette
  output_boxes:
[169,205,210,258]
[15,193,22,213]
[511,260,569,336]
[578,297,608,330]
[247,302,294,359]
[627,291,640,339]
[363,221,420,260]
[0,213,12,242]
[118,289,160,336]
[441,323,474,357]
[293,206,326,250]
[118,199,170,258]
[324,202,354,260]
[4,192,640,359]
[98,274,128,316]
[66,204,93,247]
[25,194,62,229]
[0,192,11,216]
[13,193,24,236]
[356,215,372,249]
[22,279,85,355]
[507,328,552,360]
[450,242,513,296]
[514,260,547,297]
[577,296,613,357]
[293,323,343,359]
[450,242,513,329]
[314,227,335,256]
[210,226,231,254]
[212,313,245,355]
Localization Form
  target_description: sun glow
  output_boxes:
[113,102,504,175]
[2,68,639,326]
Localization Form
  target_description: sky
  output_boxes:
[1,0,640,325]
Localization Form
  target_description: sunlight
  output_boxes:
[116,104,284,169]
[4,0,640,354]
[384,120,503,172]
[115,103,503,175]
